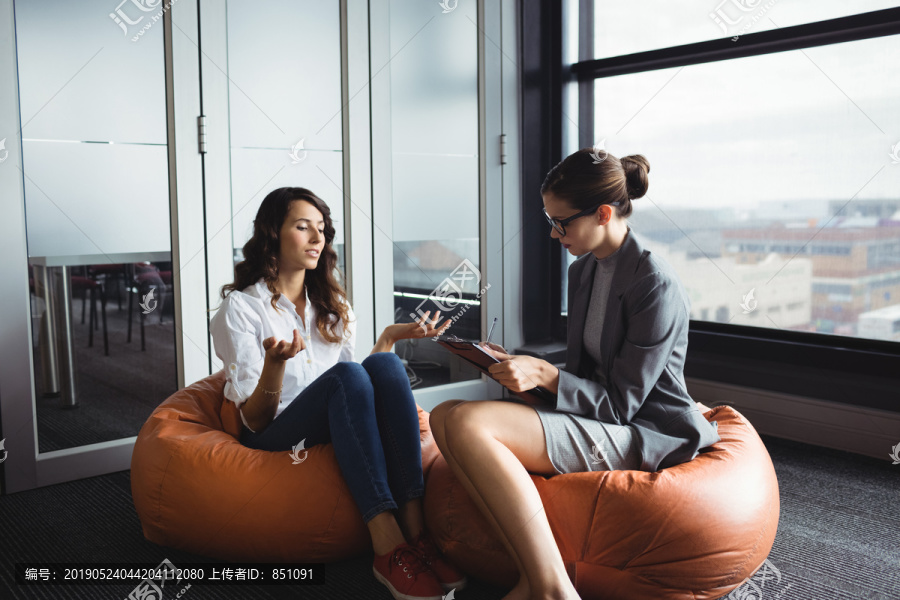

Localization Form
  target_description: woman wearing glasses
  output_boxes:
[430,150,720,600]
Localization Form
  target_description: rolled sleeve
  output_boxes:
[210,295,265,409]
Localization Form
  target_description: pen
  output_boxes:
[486,317,498,347]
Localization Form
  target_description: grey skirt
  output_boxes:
[533,405,643,474]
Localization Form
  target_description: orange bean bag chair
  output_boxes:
[424,404,779,600]
[131,369,440,562]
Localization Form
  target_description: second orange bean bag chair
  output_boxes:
[131,369,440,562]
[423,403,779,600]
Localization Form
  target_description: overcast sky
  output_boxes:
[577,0,900,210]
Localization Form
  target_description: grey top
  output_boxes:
[583,243,624,385]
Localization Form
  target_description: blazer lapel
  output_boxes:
[566,227,649,378]
[599,227,646,375]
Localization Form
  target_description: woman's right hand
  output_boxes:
[479,341,508,357]
[263,329,305,363]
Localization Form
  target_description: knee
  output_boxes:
[443,402,488,451]
[429,400,464,448]
[362,351,404,377]
[328,361,373,399]
[331,360,367,379]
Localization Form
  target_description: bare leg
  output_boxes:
[397,497,425,540]
[433,401,579,600]
[431,401,530,600]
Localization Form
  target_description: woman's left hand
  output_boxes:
[383,310,452,343]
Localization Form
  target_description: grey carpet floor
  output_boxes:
[0,435,898,599]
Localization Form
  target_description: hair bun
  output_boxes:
[621,154,650,200]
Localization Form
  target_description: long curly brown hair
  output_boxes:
[217,187,350,344]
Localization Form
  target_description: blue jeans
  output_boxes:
[240,352,424,523]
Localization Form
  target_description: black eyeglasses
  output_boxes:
[542,201,620,237]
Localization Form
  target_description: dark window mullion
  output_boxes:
[521,0,564,343]
[572,7,900,81]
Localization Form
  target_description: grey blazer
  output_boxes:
[554,227,720,472]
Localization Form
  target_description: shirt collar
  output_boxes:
[255,278,310,313]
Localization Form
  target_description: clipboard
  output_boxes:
[436,337,556,405]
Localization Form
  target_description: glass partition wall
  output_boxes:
[224,0,346,274]
[383,0,484,390]
[16,0,176,453]
[1,0,510,492]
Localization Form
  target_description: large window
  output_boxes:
[520,1,900,409]
[565,3,900,344]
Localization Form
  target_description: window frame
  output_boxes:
[520,2,900,412]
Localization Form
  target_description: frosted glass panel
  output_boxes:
[226,0,342,151]
[17,0,169,260]
[23,141,170,258]
[229,149,345,248]
[389,0,477,156]
[391,155,478,243]
[388,0,481,389]
[389,0,478,244]
[14,0,166,143]
[226,0,345,273]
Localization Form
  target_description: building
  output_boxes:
[858,304,900,342]
[722,225,900,335]
[642,239,813,330]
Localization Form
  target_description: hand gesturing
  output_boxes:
[384,310,452,342]
[263,329,305,363]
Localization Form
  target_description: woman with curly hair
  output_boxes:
[209,187,465,600]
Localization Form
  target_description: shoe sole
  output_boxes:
[372,566,443,600]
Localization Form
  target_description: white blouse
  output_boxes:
[209,278,356,430]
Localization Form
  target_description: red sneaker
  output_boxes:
[412,532,468,592]
[373,542,444,600]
